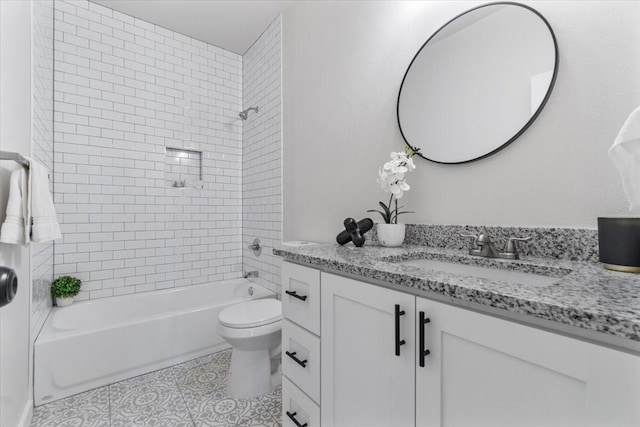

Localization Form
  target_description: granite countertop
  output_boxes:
[274,243,640,347]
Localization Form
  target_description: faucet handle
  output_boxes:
[460,233,479,250]
[477,232,493,244]
[503,236,532,259]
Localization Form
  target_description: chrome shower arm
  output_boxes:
[239,106,259,120]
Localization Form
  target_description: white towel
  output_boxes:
[0,168,29,245]
[29,160,61,243]
[609,106,640,212]
[0,158,61,245]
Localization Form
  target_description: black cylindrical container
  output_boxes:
[598,217,640,272]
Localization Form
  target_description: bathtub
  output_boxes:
[34,279,275,405]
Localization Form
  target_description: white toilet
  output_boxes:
[218,298,282,399]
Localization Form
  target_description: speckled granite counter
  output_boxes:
[274,243,640,352]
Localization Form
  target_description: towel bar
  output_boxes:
[0,151,30,168]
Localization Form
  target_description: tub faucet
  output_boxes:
[243,271,259,279]
[460,232,532,260]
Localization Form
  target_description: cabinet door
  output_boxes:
[321,273,415,427]
[416,297,640,427]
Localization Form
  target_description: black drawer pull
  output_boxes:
[286,411,308,427]
[395,304,406,356]
[285,350,308,368]
[285,290,308,301]
[419,311,431,367]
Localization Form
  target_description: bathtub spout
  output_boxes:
[243,271,259,279]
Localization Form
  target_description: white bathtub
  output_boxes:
[34,279,275,405]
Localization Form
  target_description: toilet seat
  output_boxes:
[219,299,282,328]
[218,320,282,344]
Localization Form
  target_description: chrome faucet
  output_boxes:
[460,232,531,260]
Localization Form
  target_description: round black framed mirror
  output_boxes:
[397,2,558,164]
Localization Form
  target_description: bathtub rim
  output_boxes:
[36,279,275,343]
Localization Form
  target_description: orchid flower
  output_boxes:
[368,147,420,224]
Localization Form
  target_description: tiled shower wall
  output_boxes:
[32,0,55,335]
[242,16,282,294]
[53,0,243,300]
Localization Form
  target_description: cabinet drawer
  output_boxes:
[283,319,321,404]
[282,261,321,335]
[283,376,321,427]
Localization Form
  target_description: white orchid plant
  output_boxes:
[368,147,419,224]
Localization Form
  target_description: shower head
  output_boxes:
[239,106,259,120]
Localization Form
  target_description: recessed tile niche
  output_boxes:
[165,147,202,188]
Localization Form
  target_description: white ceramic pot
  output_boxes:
[56,296,74,307]
[377,223,406,247]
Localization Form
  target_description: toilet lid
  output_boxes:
[219,299,282,328]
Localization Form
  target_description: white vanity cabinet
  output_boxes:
[282,261,640,427]
[415,298,640,427]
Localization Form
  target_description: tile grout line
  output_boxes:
[108,384,112,427]
[169,365,197,427]
[257,395,281,426]
[255,386,282,427]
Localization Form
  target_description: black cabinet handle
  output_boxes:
[285,290,308,301]
[395,304,406,356]
[285,350,308,368]
[419,311,431,367]
[286,411,308,427]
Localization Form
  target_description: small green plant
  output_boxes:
[51,276,82,299]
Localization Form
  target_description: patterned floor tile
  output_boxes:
[177,350,232,372]
[31,349,282,427]
[30,386,110,427]
[190,397,279,427]
[258,386,282,423]
[173,358,230,396]
[174,351,279,426]
[110,368,194,427]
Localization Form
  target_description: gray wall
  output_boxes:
[282,0,640,242]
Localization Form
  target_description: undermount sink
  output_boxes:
[398,259,562,288]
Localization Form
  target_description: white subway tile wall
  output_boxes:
[242,16,282,294]
[32,0,55,335]
[53,0,243,300]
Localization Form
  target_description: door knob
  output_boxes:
[0,266,18,308]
